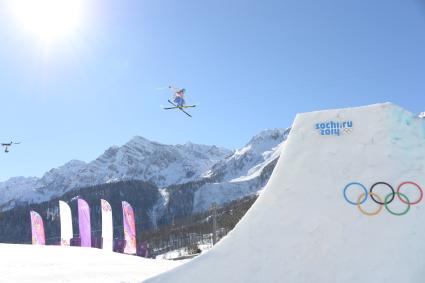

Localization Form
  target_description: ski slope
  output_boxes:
[0,244,182,283]
[145,103,425,283]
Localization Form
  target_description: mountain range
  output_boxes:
[0,129,290,213]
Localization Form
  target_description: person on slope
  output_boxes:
[169,86,186,107]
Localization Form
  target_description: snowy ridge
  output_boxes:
[0,137,231,211]
[192,128,290,212]
[0,129,290,212]
[0,177,39,210]
[60,137,230,189]
[205,128,290,181]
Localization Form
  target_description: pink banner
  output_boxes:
[78,198,91,247]
[122,201,136,254]
[30,211,45,245]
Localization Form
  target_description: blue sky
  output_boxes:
[0,0,424,181]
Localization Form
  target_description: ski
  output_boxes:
[167,100,193,117]
[163,105,196,110]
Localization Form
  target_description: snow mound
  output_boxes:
[145,103,425,283]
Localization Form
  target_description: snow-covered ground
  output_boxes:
[145,103,425,283]
[1,244,183,283]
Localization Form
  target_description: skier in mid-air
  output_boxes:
[162,86,196,117]
[1,141,21,153]
[169,86,186,107]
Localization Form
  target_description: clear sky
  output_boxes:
[0,0,424,181]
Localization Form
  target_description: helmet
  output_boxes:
[181,88,186,93]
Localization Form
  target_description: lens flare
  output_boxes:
[11,0,84,43]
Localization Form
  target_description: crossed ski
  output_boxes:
[164,100,195,117]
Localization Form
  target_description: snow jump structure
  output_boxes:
[146,103,425,283]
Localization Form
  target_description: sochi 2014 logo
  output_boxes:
[315,121,353,136]
[343,181,423,216]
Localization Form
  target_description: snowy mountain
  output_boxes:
[0,129,291,213]
[0,177,39,211]
[420,112,425,119]
[37,137,231,191]
[0,137,231,211]
[192,128,291,212]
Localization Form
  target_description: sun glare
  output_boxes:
[11,0,84,43]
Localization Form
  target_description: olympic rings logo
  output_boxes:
[343,181,423,216]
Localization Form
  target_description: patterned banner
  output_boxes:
[30,211,45,245]
[59,201,73,246]
[122,201,136,254]
[78,198,91,247]
[101,199,113,251]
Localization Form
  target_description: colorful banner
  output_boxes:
[78,198,91,247]
[101,199,113,251]
[30,211,45,245]
[59,201,73,246]
[122,201,136,254]
[138,241,150,258]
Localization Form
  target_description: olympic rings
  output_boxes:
[357,192,383,216]
[343,182,368,205]
[384,192,410,216]
[397,182,423,205]
[370,182,394,205]
[343,181,423,216]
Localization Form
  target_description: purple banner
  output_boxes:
[78,198,91,247]
[137,241,150,258]
[30,211,45,245]
[122,201,136,254]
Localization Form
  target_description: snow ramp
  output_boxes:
[144,103,425,283]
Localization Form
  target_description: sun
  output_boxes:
[11,0,84,43]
